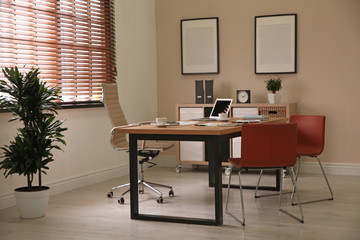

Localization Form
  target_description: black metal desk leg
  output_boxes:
[206,137,223,225]
[126,133,223,225]
[129,134,139,219]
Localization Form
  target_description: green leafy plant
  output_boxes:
[265,75,283,94]
[0,66,67,191]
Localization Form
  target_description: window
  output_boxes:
[0,0,116,105]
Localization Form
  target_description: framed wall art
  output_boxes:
[181,17,219,74]
[255,14,297,74]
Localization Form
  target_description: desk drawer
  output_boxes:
[258,106,287,118]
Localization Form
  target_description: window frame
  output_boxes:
[0,0,116,109]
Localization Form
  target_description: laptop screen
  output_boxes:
[209,98,233,118]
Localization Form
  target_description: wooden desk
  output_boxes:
[114,119,285,226]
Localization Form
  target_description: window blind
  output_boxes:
[0,0,116,104]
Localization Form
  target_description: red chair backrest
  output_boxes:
[290,115,325,156]
[240,123,298,168]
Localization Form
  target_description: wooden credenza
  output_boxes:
[175,103,296,172]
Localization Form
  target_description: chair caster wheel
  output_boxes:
[139,189,144,194]
[224,167,231,176]
[118,197,125,204]
[169,190,174,197]
[156,197,163,204]
[107,192,113,198]
[175,165,181,173]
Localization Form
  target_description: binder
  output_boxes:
[195,80,204,103]
[205,80,214,103]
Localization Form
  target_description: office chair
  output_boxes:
[225,123,304,226]
[290,115,333,205]
[102,83,174,204]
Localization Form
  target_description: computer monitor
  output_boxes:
[209,98,233,119]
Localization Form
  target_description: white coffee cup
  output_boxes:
[156,117,167,126]
[218,113,228,120]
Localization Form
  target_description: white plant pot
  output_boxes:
[14,186,50,218]
[268,93,281,104]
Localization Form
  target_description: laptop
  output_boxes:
[195,98,233,121]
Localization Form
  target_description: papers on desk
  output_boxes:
[149,121,201,126]
[242,115,269,120]
[217,123,242,127]
[194,122,217,126]
[178,121,199,125]
[151,121,180,126]
[194,122,242,127]
[234,119,261,123]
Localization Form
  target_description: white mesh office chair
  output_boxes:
[103,83,174,204]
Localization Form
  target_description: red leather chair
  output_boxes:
[290,115,333,205]
[225,123,304,226]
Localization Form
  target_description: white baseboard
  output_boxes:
[157,156,360,176]
[299,162,360,176]
[48,165,129,196]
[0,165,128,211]
[2,160,359,211]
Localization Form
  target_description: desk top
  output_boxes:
[114,118,286,136]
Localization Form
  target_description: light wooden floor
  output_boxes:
[1,166,360,240]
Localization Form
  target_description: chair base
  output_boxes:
[225,209,245,226]
[291,156,334,206]
[108,179,174,204]
[225,170,246,226]
[225,166,304,226]
[107,161,174,204]
[291,197,334,206]
[279,209,304,223]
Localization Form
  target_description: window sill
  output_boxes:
[61,101,104,109]
[0,101,104,113]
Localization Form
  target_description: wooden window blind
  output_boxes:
[0,0,116,104]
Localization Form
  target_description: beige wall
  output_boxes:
[155,0,360,164]
[116,0,158,123]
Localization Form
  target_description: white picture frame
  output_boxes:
[181,17,219,74]
[255,14,297,74]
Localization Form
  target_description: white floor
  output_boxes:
[0,167,359,240]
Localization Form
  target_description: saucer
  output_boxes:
[155,124,167,127]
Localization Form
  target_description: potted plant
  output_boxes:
[0,66,67,218]
[265,75,282,104]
